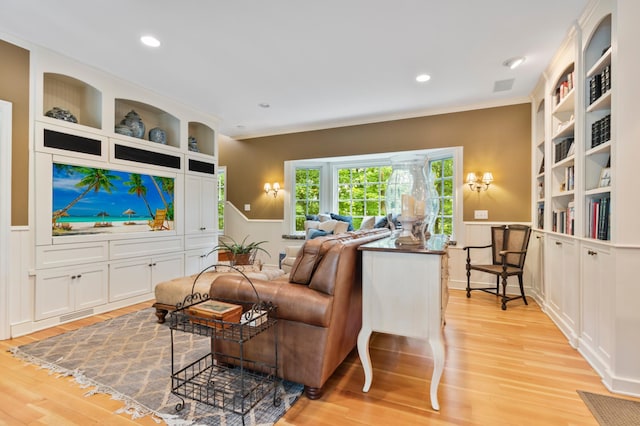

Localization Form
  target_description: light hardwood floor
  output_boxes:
[1,290,636,425]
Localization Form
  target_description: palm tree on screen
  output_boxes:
[52,167,119,223]
[124,173,154,218]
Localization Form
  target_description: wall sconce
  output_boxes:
[264,182,280,198]
[467,172,493,192]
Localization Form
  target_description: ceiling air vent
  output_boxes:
[493,79,515,92]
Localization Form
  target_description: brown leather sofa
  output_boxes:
[209,228,391,399]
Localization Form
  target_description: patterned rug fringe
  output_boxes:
[10,346,191,425]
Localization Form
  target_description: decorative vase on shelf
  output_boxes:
[385,155,439,246]
[120,110,145,139]
[188,136,199,152]
[45,107,78,123]
[149,127,166,144]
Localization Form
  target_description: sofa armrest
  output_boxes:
[211,275,333,328]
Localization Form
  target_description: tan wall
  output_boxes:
[0,40,30,226]
[219,103,532,222]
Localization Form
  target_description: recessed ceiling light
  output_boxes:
[416,74,431,83]
[503,56,526,70]
[140,35,161,48]
[258,103,270,108]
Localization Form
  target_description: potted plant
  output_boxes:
[209,235,270,265]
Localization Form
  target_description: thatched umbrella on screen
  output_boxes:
[122,208,136,225]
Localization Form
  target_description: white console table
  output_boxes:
[357,236,448,411]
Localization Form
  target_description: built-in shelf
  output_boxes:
[587,91,611,112]
[553,89,575,115]
[43,73,102,129]
[187,121,215,157]
[114,99,180,149]
[553,119,575,139]
[586,46,612,78]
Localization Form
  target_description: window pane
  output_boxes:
[217,170,225,232]
[294,167,322,231]
[335,165,391,228]
[430,162,442,179]
[442,198,453,215]
[428,157,454,237]
[443,178,453,196]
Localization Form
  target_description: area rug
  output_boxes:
[578,390,640,426]
[11,308,303,425]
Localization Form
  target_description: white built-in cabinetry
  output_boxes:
[35,263,108,321]
[29,48,219,331]
[184,174,218,235]
[529,0,640,397]
[544,234,579,346]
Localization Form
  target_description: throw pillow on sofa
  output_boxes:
[359,216,376,230]
[330,213,354,231]
[308,228,332,239]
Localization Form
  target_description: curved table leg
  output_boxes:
[428,333,445,411]
[357,326,373,392]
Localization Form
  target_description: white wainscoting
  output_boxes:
[8,227,35,338]
[223,202,293,268]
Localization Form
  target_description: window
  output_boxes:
[217,167,226,233]
[294,168,321,231]
[285,148,461,239]
[336,166,392,229]
[429,157,454,235]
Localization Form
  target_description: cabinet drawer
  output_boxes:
[110,236,183,260]
[36,241,108,269]
[185,233,217,250]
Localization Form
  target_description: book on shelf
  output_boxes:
[601,64,611,93]
[567,201,575,236]
[565,165,575,191]
[587,196,611,241]
[537,203,544,229]
[554,138,574,163]
[591,114,611,148]
[552,203,575,236]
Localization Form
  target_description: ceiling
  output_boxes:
[0,1,589,139]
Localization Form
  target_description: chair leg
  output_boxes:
[518,274,528,305]
[495,276,500,294]
[501,273,509,310]
[466,263,471,298]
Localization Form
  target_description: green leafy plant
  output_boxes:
[208,235,270,263]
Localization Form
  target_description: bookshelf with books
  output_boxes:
[550,61,577,236]
[530,0,640,398]
[531,89,547,230]
[583,13,612,242]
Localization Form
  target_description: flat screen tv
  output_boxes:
[51,162,175,237]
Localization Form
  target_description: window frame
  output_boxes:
[217,166,226,234]
[284,147,463,241]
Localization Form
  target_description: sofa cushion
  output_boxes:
[330,213,354,231]
[308,228,332,239]
[318,213,332,222]
[333,220,350,234]
[304,220,320,231]
[359,216,376,230]
[210,276,333,327]
[288,236,341,284]
[214,263,263,273]
[318,219,338,232]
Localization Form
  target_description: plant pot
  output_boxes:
[232,253,252,265]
